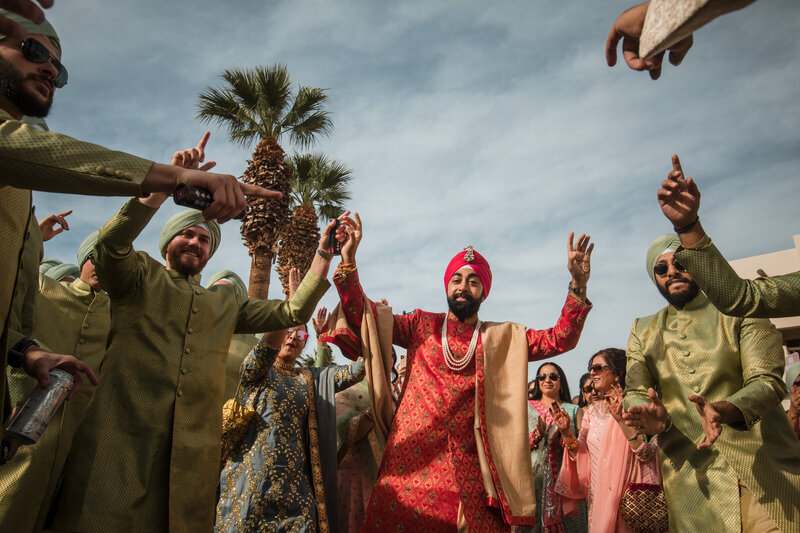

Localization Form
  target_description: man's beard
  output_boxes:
[657,278,700,309]
[0,55,53,117]
[447,291,482,322]
[167,246,208,277]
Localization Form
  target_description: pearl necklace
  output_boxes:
[441,314,481,372]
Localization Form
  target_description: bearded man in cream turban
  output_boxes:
[52,182,339,532]
[623,234,800,533]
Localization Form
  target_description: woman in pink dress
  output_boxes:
[553,348,664,533]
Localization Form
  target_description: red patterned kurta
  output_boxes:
[332,270,590,532]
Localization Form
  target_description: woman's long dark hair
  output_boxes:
[529,361,572,403]
[588,348,627,388]
[577,372,592,408]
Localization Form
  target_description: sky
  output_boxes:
[33,0,800,394]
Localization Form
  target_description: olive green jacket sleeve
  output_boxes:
[314,344,333,367]
[0,111,152,196]
[675,235,800,318]
[724,317,788,428]
[623,320,658,409]
[234,270,330,335]
[93,199,158,299]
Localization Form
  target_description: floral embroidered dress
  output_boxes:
[524,400,587,533]
[331,270,590,532]
[215,341,365,533]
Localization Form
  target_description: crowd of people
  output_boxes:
[0,0,799,532]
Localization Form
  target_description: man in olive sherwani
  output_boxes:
[0,10,275,430]
[0,231,111,532]
[623,234,800,533]
[52,193,337,533]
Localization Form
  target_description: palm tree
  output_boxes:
[276,153,353,295]
[196,64,332,298]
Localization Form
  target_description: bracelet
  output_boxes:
[660,414,673,434]
[316,248,332,260]
[673,216,699,234]
[8,338,39,367]
[563,439,578,452]
[567,283,586,296]
[627,433,640,442]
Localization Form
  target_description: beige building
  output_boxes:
[728,233,799,408]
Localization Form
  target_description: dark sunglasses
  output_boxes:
[287,327,309,341]
[588,363,610,374]
[582,386,593,394]
[21,38,68,88]
[537,372,559,382]
[652,260,686,277]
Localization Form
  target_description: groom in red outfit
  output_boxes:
[325,213,593,532]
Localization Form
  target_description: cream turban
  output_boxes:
[205,270,247,299]
[158,209,220,259]
[0,9,61,59]
[77,230,99,267]
[786,362,800,391]
[646,233,682,285]
[39,257,61,274]
[45,262,79,281]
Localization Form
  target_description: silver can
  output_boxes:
[5,369,74,445]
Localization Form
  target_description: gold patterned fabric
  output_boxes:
[223,333,260,401]
[50,199,329,533]
[675,234,800,318]
[0,276,110,532]
[624,294,800,532]
[7,211,42,339]
[0,108,151,422]
[216,341,365,532]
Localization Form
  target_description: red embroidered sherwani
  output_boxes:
[331,270,591,532]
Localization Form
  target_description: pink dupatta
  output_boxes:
[555,402,660,533]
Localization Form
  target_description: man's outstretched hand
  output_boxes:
[606,1,693,80]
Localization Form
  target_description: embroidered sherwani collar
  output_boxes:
[166,269,202,285]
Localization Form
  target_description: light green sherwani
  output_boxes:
[624,294,800,532]
[675,234,800,318]
[52,199,330,533]
[0,109,152,421]
[0,275,110,533]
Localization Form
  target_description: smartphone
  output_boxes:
[173,184,248,220]
[328,219,341,256]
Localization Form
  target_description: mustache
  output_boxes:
[452,291,475,302]
[27,73,53,90]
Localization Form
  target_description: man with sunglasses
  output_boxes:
[0,10,278,439]
[622,233,800,532]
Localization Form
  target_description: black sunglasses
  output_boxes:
[653,260,686,277]
[537,372,559,382]
[582,386,593,394]
[21,38,68,88]
[588,363,610,374]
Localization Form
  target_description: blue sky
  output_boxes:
[34,0,800,393]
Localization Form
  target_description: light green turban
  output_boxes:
[786,362,800,390]
[39,257,61,274]
[158,209,221,259]
[45,262,80,281]
[77,230,99,267]
[646,233,682,285]
[0,9,61,59]
[205,270,247,299]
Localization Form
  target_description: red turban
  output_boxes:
[444,246,492,300]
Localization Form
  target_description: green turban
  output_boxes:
[45,262,80,281]
[77,230,99,267]
[0,9,61,59]
[158,209,221,259]
[786,362,800,391]
[646,233,682,285]
[39,257,61,274]
[205,270,247,299]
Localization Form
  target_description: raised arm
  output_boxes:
[526,233,593,360]
[660,154,800,318]
[239,339,279,385]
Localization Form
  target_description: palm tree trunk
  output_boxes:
[248,251,274,299]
